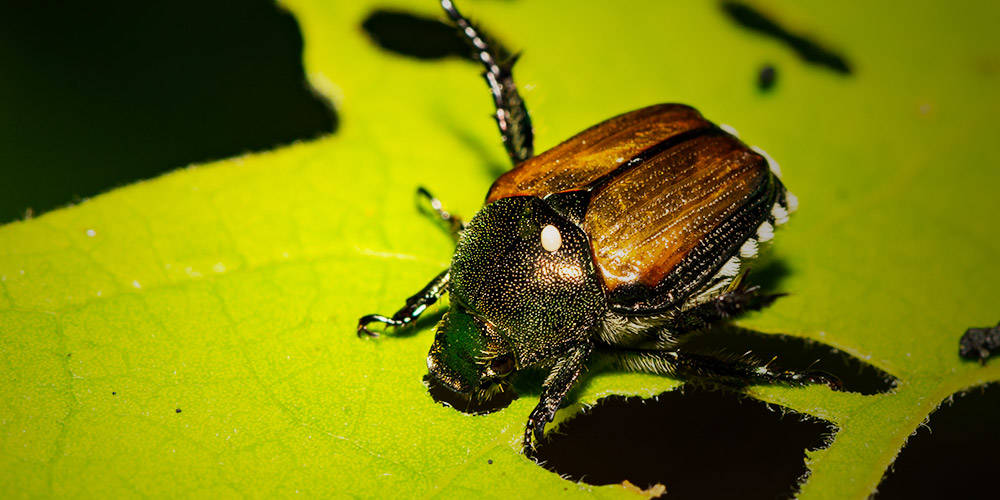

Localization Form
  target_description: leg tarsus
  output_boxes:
[356,269,451,337]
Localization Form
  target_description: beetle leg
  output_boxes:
[357,269,451,337]
[674,285,785,334]
[417,186,465,240]
[440,0,534,165]
[672,351,842,390]
[524,343,593,455]
[605,349,842,391]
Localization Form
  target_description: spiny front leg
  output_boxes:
[440,0,534,165]
[524,343,593,455]
[357,269,450,337]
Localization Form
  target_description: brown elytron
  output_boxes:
[486,104,712,201]
[487,104,778,305]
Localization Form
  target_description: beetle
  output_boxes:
[358,0,839,455]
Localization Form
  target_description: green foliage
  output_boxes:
[1,0,998,497]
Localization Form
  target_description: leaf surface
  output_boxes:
[1,0,998,498]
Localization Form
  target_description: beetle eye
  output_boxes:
[540,224,562,252]
[489,354,515,377]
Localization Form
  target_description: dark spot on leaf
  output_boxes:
[758,64,777,91]
[0,0,336,223]
[425,374,517,415]
[175,408,182,414]
[535,387,835,499]
[361,9,513,64]
[679,325,897,395]
[876,384,1000,498]
[112,392,116,395]
[721,1,852,75]
[487,459,493,465]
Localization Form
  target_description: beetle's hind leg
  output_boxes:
[605,349,842,391]
[357,269,451,337]
[440,0,534,165]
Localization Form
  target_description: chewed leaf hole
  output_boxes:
[876,384,1000,498]
[0,0,336,222]
[534,388,836,499]
[679,325,898,395]
[361,9,513,63]
[721,1,852,75]
[361,10,469,60]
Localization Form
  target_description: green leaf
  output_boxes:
[2,0,998,497]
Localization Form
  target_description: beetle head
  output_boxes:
[426,196,606,398]
[426,305,515,397]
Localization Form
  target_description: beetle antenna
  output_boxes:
[440,0,534,165]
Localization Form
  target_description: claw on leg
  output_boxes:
[357,314,402,337]
[355,269,451,339]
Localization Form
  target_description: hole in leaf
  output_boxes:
[679,325,898,395]
[0,0,336,223]
[361,10,468,60]
[534,387,836,499]
[721,1,852,75]
[361,9,513,63]
[876,384,1000,498]
[758,64,778,92]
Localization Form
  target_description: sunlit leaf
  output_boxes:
[1,0,997,497]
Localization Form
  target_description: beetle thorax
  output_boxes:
[449,196,607,366]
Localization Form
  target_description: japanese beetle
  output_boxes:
[358,0,837,454]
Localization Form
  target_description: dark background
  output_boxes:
[0,1,995,498]
[0,0,335,223]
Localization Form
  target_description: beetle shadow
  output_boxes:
[566,323,897,399]
[436,110,510,180]
[745,257,790,294]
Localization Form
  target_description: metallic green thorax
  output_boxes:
[427,196,607,394]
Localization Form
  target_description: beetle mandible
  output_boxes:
[358,0,839,455]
